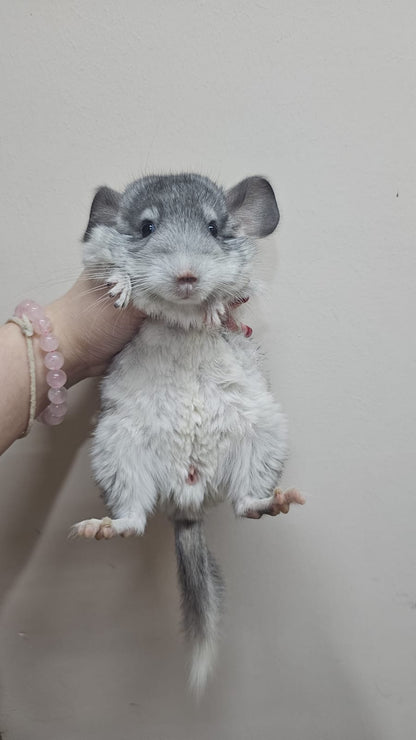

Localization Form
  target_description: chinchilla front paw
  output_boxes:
[204,301,227,328]
[106,272,132,308]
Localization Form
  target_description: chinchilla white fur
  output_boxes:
[75,172,288,694]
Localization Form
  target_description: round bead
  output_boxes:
[33,315,52,335]
[48,387,68,404]
[46,369,67,389]
[25,304,43,325]
[41,406,64,426]
[44,351,64,370]
[39,333,59,352]
[48,402,68,418]
[14,299,42,320]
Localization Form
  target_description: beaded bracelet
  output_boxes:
[8,300,68,435]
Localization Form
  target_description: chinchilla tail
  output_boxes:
[174,518,224,696]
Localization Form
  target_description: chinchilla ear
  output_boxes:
[225,176,280,238]
[83,186,122,241]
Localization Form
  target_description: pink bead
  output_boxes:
[14,299,42,320]
[25,303,43,324]
[44,351,64,370]
[14,301,30,318]
[48,402,68,417]
[14,298,70,427]
[33,315,52,335]
[46,369,67,389]
[48,387,68,404]
[41,407,64,426]
[39,333,59,352]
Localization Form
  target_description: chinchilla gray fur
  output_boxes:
[72,172,290,694]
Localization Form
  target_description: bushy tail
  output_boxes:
[174,518,224,695]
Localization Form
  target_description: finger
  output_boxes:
[241,323,253,338]
[224,315,240,332]
[229,296,249,309]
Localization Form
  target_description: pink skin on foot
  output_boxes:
[69,517,136,540]
[244,488,306,519]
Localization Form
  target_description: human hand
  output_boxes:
[223,297,252,337]
[45,273,146,385]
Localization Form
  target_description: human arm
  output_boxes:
[0,274,145,454]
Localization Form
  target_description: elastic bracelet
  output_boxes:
[8,300,68,435]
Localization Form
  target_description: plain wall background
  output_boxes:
[1,2,415,738]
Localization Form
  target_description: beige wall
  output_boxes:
[1,2,415,738]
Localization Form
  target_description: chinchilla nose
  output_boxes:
[177,272,198,284]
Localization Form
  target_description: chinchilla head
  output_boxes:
[83,172,279,324]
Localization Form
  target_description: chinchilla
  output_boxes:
[70,173,304,694]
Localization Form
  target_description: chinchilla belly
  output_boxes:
[94,322,285,506]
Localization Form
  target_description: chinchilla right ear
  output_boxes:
[225,176,280,238]
[83,186,121,241]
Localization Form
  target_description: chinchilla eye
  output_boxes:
[208,220,218,238]
[141,220,156,237]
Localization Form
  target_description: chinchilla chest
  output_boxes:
[95,320,268,503]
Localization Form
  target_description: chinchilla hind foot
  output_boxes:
[68,516,141,539]
[241,487,306,519]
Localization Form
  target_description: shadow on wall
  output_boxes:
[0,380,101,606]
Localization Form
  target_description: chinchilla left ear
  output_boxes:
[83,186,122,241]
[225,176,280,238]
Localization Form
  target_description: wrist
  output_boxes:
[44,299,86,386]
[10,300,72,427]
